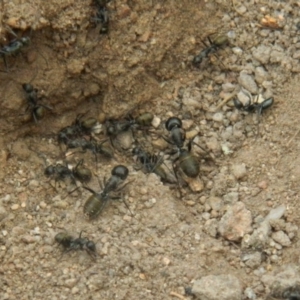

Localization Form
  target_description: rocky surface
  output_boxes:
[0,0,300,299]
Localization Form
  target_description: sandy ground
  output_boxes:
[1,1,300,299]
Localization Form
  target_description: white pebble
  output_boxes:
[151,116,161,128]
[11,204,19,210]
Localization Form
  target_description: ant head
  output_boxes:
[111,165,128,180]
[22,83,34,93]
[165,117,182,131]
[44,165,55,176]
[20,36,30,46]
[86,241,96,252]
[132,147,141,156]
[233,98,244,110]
[106,124,116,136]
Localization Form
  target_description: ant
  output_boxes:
[193,35,228,66]
[0,27,30,71]
[105,112,153,150]
[23,83,52,123]
[132,146,176,183]
[44,159,92,187]
[66,138,114,160]
[105,112,153,137]
[55,231,97,259]
[164,117,212,181]
[234,95,274,115]
[269,283,300,300]
[91,0,112,34]
[83,165,131,218]
[164,117,186,150]
[57,113,98,145]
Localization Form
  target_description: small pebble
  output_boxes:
[151,116,161,128]
[0,206,7,221]
[244,287,256,300]
[252,45,271,64]
[72,287,80,294]
[182,119,194,130]
[40,201,47,209]
[272,231,291,247]
[212,112,224,122]
[257,180,268,189]
[140,187,148,195]
[232,164,247,180]
[11,204,20,210]
[29,180,39,187]
[236,5,247,14]
[185,129,199,140]
[162,257,171,265]
[238,72,258,94]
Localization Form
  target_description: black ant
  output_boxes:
[0,27,31,71]
[105,112,153,137]
[193,35,228,66]
[234,95,274,115]
[23,83,52,123]
[269,283,300,300]
[91,0,111,34]
[172,139,200,179]
[132,146,176,183]
[57,113,98,145]
[66,138,114,160]
[164,117,213,182]
[105,112,153,150]
[55,231,97,259]
[83,165,131,219]
[164,117,186,150]
[44,159,92,186]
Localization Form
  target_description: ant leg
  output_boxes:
[161,160,177,184]
[4,26,18,38]
[115,180,134,193]
[189,136,216,161]
[201,38,210,48]
[83,186,98,195]
[172,160,184,198]
[32,110,39,123]
[148,154,164,174]
[188,137,206,154]
[85,247,97,260]
[39,103,53,111]
[207,36,214,46]
[211,52,226,69]
[57,252,66,261]
[3,55,9,72]
[111,194,133,216]
[64,185,80,199]
[161,135,174,146]
[95,175,104,190]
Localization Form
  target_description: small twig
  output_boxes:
[287,128,300,147]
[215,88,239,111]
[169,291,187,300]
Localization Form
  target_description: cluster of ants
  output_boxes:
[49,110,212,258]
[1,1,274,260]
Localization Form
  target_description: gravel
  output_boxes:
[0,0,300,299]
